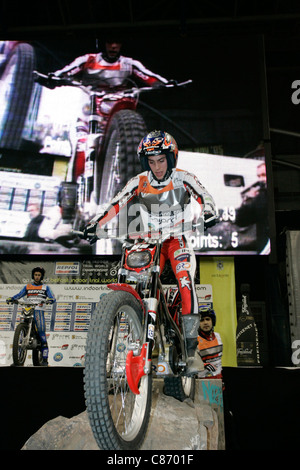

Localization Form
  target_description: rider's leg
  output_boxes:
[34,309,49,365]
[164,237,204,374]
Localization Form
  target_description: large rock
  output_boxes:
[22,412,99,450]
[22,379,225,450]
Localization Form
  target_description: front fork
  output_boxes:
[19,318,33,349]
[125,241,184,393]
[72,93,103,218]
[80,93,103,212]
[124,248,160,394]
[126,282,185,394]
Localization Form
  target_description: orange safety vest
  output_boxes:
[197,331,223,378]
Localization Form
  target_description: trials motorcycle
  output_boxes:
[7,298,51,366]
[34,72,192,241]
[79,227,200,450]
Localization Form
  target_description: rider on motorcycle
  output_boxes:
[37,36,173,243]
[52,35,170,89]
[6,267,56,366]
[83,130,217,375]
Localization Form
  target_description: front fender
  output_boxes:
[107,283,145,314]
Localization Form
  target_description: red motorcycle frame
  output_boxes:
[82,229,196,450]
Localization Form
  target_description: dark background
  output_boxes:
[1,366,300,451]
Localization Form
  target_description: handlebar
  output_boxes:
[33,71,192,97]
[72,215,218,245]
[33,71,85,91]
[6,298,53,306]
[72,228,172,245]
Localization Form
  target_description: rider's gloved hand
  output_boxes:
[34,71,66,89]
[82,221,98,244]
[81,217,108,244]
[46,298,54,305]
[204,212,218,230]
[34,72,56,89]
[192,217,204,234]
[6,297,14,304]
[45,73,58,89]
[167,79,178,86]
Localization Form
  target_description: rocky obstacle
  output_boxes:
[22,379,225,450]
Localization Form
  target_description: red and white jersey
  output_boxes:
[54,53,168,88]
[94,168,216,236]
[197,331,223,378]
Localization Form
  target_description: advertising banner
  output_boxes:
[0,260,117,366]
[0,260,216,367]
[199,257,237,367]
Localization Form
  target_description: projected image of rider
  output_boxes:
[6,267,56,366]
[53,33,170,90]
[83,130,217,375]
[41,34,174,241]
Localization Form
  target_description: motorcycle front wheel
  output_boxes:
[0,42,35,149]
[12,323,28,366]
[84,290,152,450]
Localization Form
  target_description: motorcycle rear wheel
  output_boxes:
[12,323,28,366]
[32,348,44,366]
[163,375,195,402]
[97,109,147,205]
[84,290,152,450]
[95,110,146,250]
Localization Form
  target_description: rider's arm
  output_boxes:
[53,53,92,77]
[182,170,217,215]
[45,285,56,303]
[182,170,217,229]
[10,286,27,300]
[90,175,140,227]
[130,58,169,87]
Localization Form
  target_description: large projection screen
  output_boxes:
[0,34,272,256]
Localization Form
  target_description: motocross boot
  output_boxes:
[182,314,204,376]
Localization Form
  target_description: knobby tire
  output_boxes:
[84,290,152,450]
